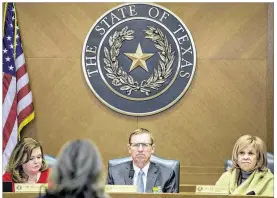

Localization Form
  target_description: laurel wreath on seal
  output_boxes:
[103,26,175,96]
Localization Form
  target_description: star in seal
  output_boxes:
[124,43,154,72]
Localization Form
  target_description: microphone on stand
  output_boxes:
[129,169,135,179]
[129,161,135,179]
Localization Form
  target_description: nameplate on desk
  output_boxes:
[105,185,137,193]
[14,183,48,193]
[195,185,229,195]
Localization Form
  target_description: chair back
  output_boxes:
[267,152,274,174]
[108,155,180,192]
[44,154,56,167]
[224,152,274,174]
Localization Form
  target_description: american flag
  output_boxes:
[2,3,35,173]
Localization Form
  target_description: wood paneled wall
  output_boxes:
[14,3,272,185]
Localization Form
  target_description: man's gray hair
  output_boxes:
[49,139,107,198]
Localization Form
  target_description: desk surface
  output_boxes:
[3,192,272,198]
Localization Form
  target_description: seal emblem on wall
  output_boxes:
[82,3,196,116]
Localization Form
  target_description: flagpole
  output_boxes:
[2,3,8,36]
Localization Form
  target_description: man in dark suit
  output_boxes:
[107,128,177,193]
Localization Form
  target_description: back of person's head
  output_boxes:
[7,137,47,183]
[231,134,267,171]
[47,139,107,198]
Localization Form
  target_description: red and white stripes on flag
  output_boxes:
[2,3,35,173]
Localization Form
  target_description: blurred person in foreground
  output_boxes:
[3,137,50,191]
[215,135,273,196]
[107,128,177,193]
[40,139,107,198]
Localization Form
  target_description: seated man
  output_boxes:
[107,128,177,193]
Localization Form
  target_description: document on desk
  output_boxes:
[195,185,229,195]
[105,185,138,193]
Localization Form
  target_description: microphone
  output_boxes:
[129,170,135,179]
[246,191,255,195]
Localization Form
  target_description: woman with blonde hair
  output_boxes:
[3,137,49,191]
[215,135,273,196]
[40,139,107,198]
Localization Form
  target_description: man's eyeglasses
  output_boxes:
[130,143,152,149]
